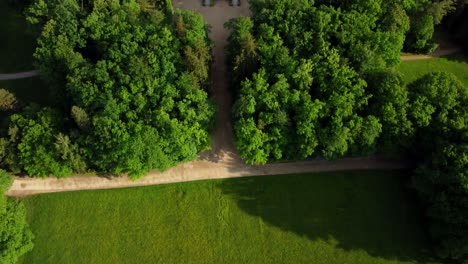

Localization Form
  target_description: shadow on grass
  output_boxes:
[218,170,438,263]
[440,52,468,64]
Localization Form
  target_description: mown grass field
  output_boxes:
[0,1,37,73]
[398,53,468,86]
[20,170,440,264]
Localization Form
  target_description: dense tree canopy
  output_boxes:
[7,107,79,177]
[1,0,465,261]
[363,70,413,152]
[408,72,468,260]
[227,0,467,261]
[227,0,408,164]
[0,0,215,178]
[0,170,34,264]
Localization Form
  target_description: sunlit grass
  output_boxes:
[398,53,468,86]
[20,170,440,264]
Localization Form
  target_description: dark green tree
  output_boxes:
[0,170,34,264]
[408,72,468,261]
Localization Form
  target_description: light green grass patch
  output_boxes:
[398,54,468,86]
[20,170,440,264]
[0,1,37,73]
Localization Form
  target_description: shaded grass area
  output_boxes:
[0,77,51,106]
[398,53,468,86]
[21,170,440,264]
[0,1,37,73]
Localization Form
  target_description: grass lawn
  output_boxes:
[20,170,440,264]
[0,77,51,106]
[398,53,468,86]
[0,1,37,73]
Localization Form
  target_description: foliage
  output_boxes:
[427,0,457,24]
[6,107,78,177]
[412,145,468,260]
[408,72,468,261]
[227,0,413,164]
[0,89,18,111]
[403,0,456,53]
[228,1,467,260]
[0,0,216,178]
[408,72,466,132]
[71,106,90,131]
[20,171,438,264]
[364,70,414,152]
[0,170,34,264]
[405,14,437,53]
[0,170,12,203]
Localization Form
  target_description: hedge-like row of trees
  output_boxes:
[0,0,215,179]
[226,0,467,261]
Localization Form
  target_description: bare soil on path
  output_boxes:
[175,0,251,163]
[7,2,414,197]
[400,47,461,61]
[7,157,411,197]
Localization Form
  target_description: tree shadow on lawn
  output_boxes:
[441,52,468,63]
[218,170,438,263]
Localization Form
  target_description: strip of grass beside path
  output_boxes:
[20,170,440,264]
[0,1,37,73]
[398,53,468,86]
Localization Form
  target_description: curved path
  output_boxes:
[0,70,39,80]
[7,156,411,197]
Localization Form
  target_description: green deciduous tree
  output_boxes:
[8,107,74,177]
[405,14,437,53]
[0,170,34,264]
[409,72,468,261]
[22,0,215,178]
[227,1,388,164]
[364,70,414,153]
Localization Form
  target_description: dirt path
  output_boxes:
[400,48,461,61]
[7,157,410,197]
[0,70,39,80]
[174,0,251,163]
[6,2,412,197]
